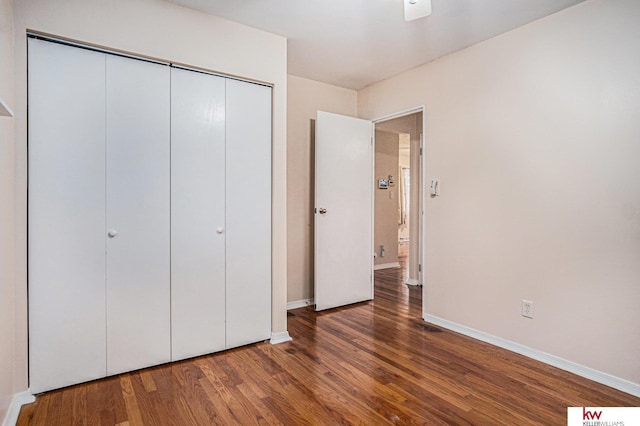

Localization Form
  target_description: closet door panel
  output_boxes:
[171,68,226,361]
[225,80,272,348]
[106,56,171,375]
[28,39,107,393]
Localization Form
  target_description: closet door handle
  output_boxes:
[107,229,118,238]
[216,227,224,234]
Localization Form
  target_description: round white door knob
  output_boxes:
[107,229,118,238]
[216,227,224,234]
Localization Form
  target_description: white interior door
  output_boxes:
[315,111,373,311]
[225,79,272,347]
[170,67,226,360]
[28,38,107,393]
[106,56,171,375]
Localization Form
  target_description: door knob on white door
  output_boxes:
[216,227,224,234]
[318,208,327,215]
[107,229,118,238]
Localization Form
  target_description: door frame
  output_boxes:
[372,106,426,315]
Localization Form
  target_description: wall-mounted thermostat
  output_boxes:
[378,179,388,189]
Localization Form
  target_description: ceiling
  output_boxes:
[167,0,586,90]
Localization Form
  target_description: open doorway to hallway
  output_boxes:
[373,110,423,286]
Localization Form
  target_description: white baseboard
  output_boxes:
[406,278,420,286]
[287,298,313,310]
[2,391,35,426]
[270,331,292,345]
[424,314,640,398]
[374,262,400,270]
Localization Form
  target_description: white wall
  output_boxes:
[287,75,357,304]
[13,0,288,393]
[359,0,640,385]
[374,130,399,267]
[0,0,15,419]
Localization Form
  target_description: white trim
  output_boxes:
[405,278,420,286]
[270,331,292,345]
[372,106,423,124]
[374,262,400,270]
[287,298,313,310]
[424,314,640,398]
[2,391,35,426]
[0,98,13,117]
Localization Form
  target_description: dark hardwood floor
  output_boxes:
[18,243,639,425]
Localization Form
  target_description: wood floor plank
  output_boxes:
[70,385,87,426]
[235,383,282,426]
[17,245,640,425]
[258,344,392,425]
[119,375,144,426]
[138,371,157,393]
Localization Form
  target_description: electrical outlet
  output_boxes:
[522,300,534,319]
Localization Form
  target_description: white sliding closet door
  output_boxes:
[105,56,171,375]
[29,39,273,392]
[225,80,272,347]
[171,68,226,361]
[28,39,107,393]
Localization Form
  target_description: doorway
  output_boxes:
[312,108,424,313]
[373,110,423,287]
